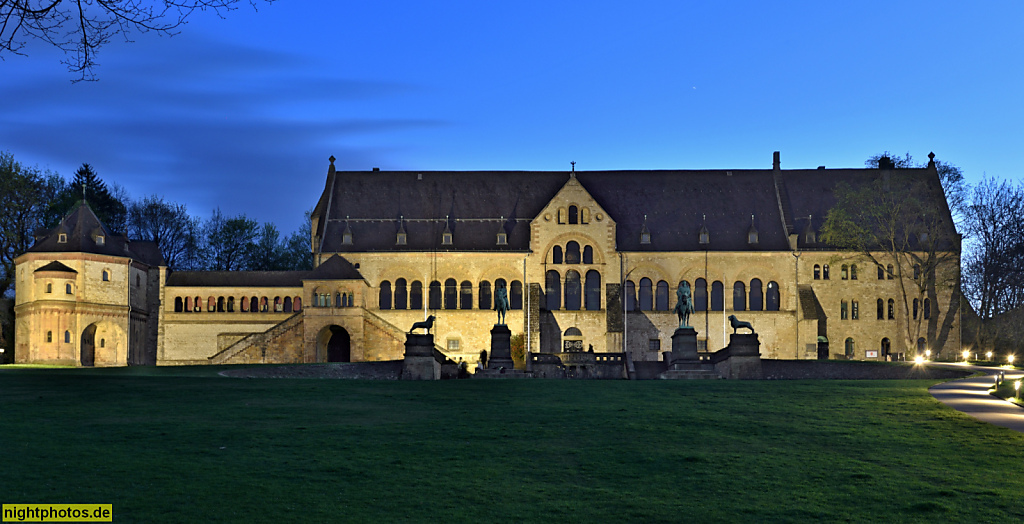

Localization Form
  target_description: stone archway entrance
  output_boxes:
[817,336,829,360]
[81,324,97,367]
[319,325,351,362]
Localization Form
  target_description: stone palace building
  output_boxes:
[13,152,962,367]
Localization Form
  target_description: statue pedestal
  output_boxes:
[669,327,699,367]
[659,327,720,379]
[402,333,439,380]
[487,324,515,370]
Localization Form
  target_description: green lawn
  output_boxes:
[2,367,1023,523]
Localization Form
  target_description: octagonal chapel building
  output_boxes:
[14,152,961,366]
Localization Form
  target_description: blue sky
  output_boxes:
[2,1,1023,234]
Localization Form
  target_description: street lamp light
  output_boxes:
[987,351,993,361]
[962,350,970,362]
[1009,354,1016,366]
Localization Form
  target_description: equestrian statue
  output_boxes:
[673,281,695,329]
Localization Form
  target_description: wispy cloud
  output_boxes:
[0,34,444,233]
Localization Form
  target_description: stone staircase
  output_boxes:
[209,312,304,365]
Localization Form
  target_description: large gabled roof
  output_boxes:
[310,156,958,254]
[165,255,363,288]
[28,202,165,266]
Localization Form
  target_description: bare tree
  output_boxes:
[127,194,202,270]
[822,161,961,355]
[0,0,273,81]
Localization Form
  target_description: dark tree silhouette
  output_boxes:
[0,0,274,81]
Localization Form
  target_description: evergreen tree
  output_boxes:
[46,163,128,233]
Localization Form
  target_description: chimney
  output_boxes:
[372,167,380,172]
[773,151,780,171]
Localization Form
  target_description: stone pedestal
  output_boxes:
[670,327,699,367]
[711,333,763,380]
[402,333,439,380]
[659,327,721,379]
[488,324,515,370]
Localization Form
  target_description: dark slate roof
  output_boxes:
[28,202,165,266]
[165,255,363,287]
[312,163,957,253]
[780,167,956,251]
[34,261,78,273]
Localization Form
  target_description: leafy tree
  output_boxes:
[46,163,127,233]
[510,333,525,370]
[866,151,967,224]
[278,210,313,271]
[127,195,203,270]
[822,157,961,356]
[0,151,64,299]
[204,208,258,271]
[1,0,275,81]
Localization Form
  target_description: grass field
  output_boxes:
[2,366,1023,523]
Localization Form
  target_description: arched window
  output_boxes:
[510,280,523,309]
[66,283,73,294]
[282,296,291,313]
[694,278,707,312]
[841,300,848,320]
[845,338,855,358]
[65,330,71,343]
[887,264,894,279]
[624,280,637,311]
[766,281,779,311]
[557,207,566,224]
[749,279,763,311]
[924,298,931,319]
[174,297,183,313]
[250,296,258,312]
[102,270,109,281]
[428,281,441,309]
[912,298,919,319]
[195,296,202,312]
[208,297,216,312]
[638,278,653,311]
[46,282,52,293]
[876,299,883,320]
[227,296,235,312]
[733,281,746,311]
[851,265,858,280]
[218,296,226,312]
[568,205,578,224]
[823,264,830,280]
[379,281,392,310]
[335,292,343,308]
[460,281,473,309]
[565,271,582,310]
[46,331,52,343]
[710,281,724,311]
[917,337,926,353]
[887,298,895,320]
[852,300,859,320]
[261,297,269,312]
[583,246,593,264]
[546,271,561,310]
[394,278,407,310]
[410,281,423,310]
[479,281,492,310]
[813,264,821,280]
[877,265,885,279]
[581,207,591,223]
[239,296,246,312]
[585,271,601,310]
[881,338,891,358]
[552,246,563,264]
[841,265,849,280]
[444,279,457,310]
[656,280,670,311]
[565,241,581,264]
